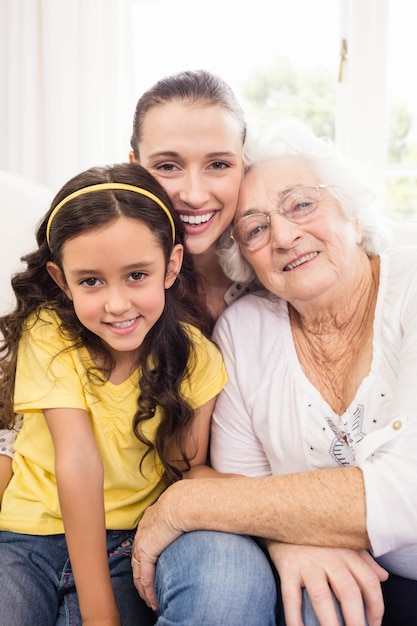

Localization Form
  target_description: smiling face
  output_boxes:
[135,102,244,257]
[47,216,183,363]
[236,156,363,308]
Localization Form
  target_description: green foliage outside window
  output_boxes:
[241,57,417,220]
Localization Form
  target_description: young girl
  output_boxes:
[0,162,227,625]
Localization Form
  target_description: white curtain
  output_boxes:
[0,0,137,191]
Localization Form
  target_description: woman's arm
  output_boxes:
[154,466,369,548]
[132,465,369,610]
[44,407,120,626]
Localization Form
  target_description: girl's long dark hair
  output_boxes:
[0,162,214,483]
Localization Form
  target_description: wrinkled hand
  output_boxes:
[131,486,185,611]
[267,542,388,626]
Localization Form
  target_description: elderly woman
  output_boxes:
[132,119,417,626]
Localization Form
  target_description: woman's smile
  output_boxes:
[179,210,217,235]
[283,251,319,271]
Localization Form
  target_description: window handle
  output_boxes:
[338,38,348,83]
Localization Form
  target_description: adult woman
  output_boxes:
[132,119,417,626]
[130,69,258,321]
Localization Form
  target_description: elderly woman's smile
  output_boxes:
[283,251,319,271]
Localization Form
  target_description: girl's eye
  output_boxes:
[81,277,101,287]
[129,272,146,282]
[209,161,230,170]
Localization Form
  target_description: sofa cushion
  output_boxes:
[0,171,53,313]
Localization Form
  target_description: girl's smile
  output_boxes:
[103,315,141,333]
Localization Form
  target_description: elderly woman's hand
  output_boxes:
[131,487,185,611]
[267,541,388,626]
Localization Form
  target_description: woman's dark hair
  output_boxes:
[130,69,246,160]
[0,162,214,483]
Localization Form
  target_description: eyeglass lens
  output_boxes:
[233,186,320,249]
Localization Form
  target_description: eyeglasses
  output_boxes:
[230,184,328,251]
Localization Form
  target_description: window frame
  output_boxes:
[336,0,391,198]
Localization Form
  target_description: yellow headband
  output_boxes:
[46,182,176,249]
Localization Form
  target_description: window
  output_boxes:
[3,0,413,221]
[386,0,417,219]
[132,0,416,220]
[131,0,339,137]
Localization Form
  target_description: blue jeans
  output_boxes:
[0,529,276,626]
[155,532,362,626]
[0,526,371,626]
[276,587,354,626]
[154,531,277,625]
[0,529,154,626]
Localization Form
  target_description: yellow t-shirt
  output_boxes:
[0,308,227,535]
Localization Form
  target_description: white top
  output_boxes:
[211,248,417,577]
[0,416,23,459]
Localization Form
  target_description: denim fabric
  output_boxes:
[277,570,416,625]
[0,529,155,626]
[155,531,277,625]
[8,525,412,625]
[300,589,360,626]
[274,582,370,626]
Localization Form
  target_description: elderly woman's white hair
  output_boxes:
[217,117,390,283]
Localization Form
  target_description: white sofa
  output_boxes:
[0,171,53,314]
[0,170,416,315]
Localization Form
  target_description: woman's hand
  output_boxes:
[267,541,388,626]
[131,489,185,611]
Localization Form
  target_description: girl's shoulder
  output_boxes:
[180,323,227,406]
[21,307,77,353]
[183,322,221,353]
[182,322,225,372]
[23,306,61,330]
